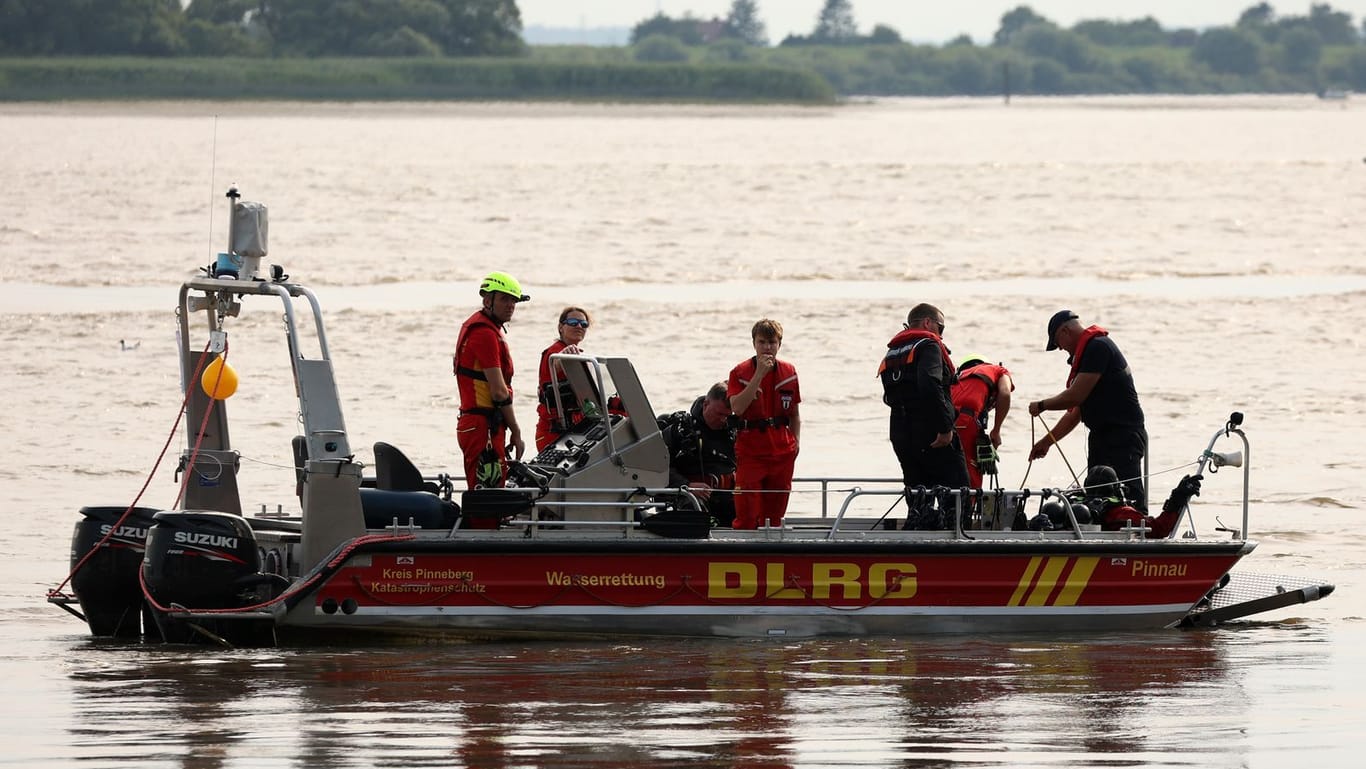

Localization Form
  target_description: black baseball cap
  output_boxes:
[1046,310,1078,351]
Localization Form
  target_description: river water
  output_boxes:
[1,96,1362,766]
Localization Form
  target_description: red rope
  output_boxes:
[48,338,216,600]
[138,533,416,616]
[53,331,415,630]
[176,340,229,507]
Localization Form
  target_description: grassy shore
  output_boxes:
[0,57,837,104]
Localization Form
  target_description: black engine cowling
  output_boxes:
[142,511,281,644]
[69,505,161,637]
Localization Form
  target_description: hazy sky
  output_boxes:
[518,1,1366,43]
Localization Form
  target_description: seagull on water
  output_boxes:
[120,339,141,351]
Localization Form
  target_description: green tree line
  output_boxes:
[626,1,1366,95]
[0,0,525,57]
[0,56,834,102]
[5,1,1366,97]
[0,0,833,102]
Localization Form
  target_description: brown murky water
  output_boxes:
[1,96,1361,766]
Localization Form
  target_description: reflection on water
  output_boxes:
[63,632,1257,768]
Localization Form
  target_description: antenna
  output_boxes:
[207,115,219,261]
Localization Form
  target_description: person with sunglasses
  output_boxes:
[535,307,593,451]
[878,303,970,529]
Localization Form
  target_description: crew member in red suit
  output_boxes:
[453,271,528,490]
[728,319,801,529]
[950,355,1015,488]
[535,306,592,451]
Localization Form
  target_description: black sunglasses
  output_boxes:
[562,318,590,328]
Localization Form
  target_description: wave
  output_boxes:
[70,467,144,477]
[1296,496,1355,508]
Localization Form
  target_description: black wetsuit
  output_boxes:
[658,397,738,527]
[881,329,970,529]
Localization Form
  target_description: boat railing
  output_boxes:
[504,485,699,538]
[1170,412,1250,540]
[357,413,1256,543]
[364,474,1231,543]
[493,482,1108,540]
[793,476,901,519]
[816,484,1092,540]
[802,412,1255,543]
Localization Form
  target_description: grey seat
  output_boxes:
[374,441,438,494]
[291,435,309,498]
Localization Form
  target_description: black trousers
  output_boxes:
[706,490,735,528]
[1088,425,1148,511]
[889,413,970,529]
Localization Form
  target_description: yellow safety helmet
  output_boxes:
[957,353,987,373]
[479,271,529,302]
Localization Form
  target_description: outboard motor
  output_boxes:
[142,511,282,645]
[69,506,161,637]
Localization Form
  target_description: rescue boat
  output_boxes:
[46,189,1334,645]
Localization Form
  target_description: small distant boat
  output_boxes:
[46,188,1336,646]
[1318,88,1350,101]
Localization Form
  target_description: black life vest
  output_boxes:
[878,328,955,407]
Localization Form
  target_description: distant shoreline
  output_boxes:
[0,57,836,105]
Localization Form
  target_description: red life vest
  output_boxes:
[730,357,799,458]
[453,310,513,412]
[1066,325,1109,387]
[952,362,1010,418]
[537,339,580,426]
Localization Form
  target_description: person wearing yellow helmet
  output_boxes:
[950,354,1015,488]
[479,271,530,303]
[453,271,530,494]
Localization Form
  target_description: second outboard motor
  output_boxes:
[142,511,282,645]
[69,505,161,637]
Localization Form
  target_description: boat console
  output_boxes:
[528,415,620,472]
[498,354,670,522]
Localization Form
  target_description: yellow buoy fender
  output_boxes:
[201,358,238,400]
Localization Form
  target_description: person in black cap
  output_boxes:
[1027,310,1148,509]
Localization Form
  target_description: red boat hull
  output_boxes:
[282,539,1253,639]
